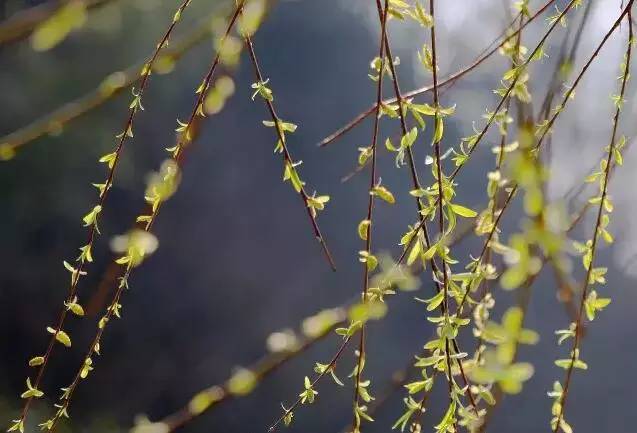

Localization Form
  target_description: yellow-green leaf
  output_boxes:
[28,356,45,367]
[358,219,371,240]
[47,327,71,347]
[449,203,477,218]
[371,185,395,204]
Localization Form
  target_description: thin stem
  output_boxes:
[268,336,352,432]
[343,153,618,433]
[243,37,336,271]
[351,1,389,431]
[161,309,346,432]
[42,5,245,431]
[426,0,456,418]
[476,10,526,348]
[538,0,592,121]
[372,0,479,415]
[397,0,581,270]
[14,0,196,427]
[456,3,635,313]
[446,0,579,182]
[553,7,633,433]
[266,5,610,427]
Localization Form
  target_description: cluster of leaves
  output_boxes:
[3,1,636,433]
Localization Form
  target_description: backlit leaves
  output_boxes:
[77,244,93,263]
[299,376,318,404]
[144,159,181,213]
[481,307,539,364]
[227,368,257,396]
[64,297,85,317]
[358,219,371,241]
[348,301,387,324]
[500,234,542,290]
[392,396,421,431]
[358,251,378,271]
[80,358,94,379]
[20,378,44,399]
[314,362,344,386]
[371,184,395,204]
[283,160,305,193]
[10,2,633,433]
[435,401,456,433]
[307,194,330,218]
[584,290,611,321]
[555,349,587,371]
[470,350,534,394]
[46,327,71,348]
[99,152,117,169]
[449,203,478,218]
[82,205,102,229]
[111,230,159,268]
[7,419,24,433]
[63,260,86,284]
[28,357,45,367]
[252,79,273,101]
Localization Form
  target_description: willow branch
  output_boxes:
[13,0,198,428]
[553,7,633,432]
[38,5,244,432]
[243,35,336,270]
[350,1,389,431]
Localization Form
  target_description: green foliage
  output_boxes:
[3,1,636,433]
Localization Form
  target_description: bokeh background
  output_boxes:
[1,0,636,432]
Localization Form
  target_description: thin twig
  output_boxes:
[373,0,480,415]
[396,0,581,271]
[553,7,633,433]
[268,336,352,432]
[40,5,245,432]
[14,0,197,427]
[243,37,336,271]
[350,0,389,430]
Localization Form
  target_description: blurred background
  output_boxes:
[1,0,636,432]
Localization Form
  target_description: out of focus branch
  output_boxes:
[0,0,115,46]
[0,6,219,159]
[130,307,347,433]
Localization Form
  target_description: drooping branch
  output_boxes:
[9,1,200,430]
[350,1,390,431]
[552,6,633,433]
[9,4,246,433]
[243,34,336,270]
